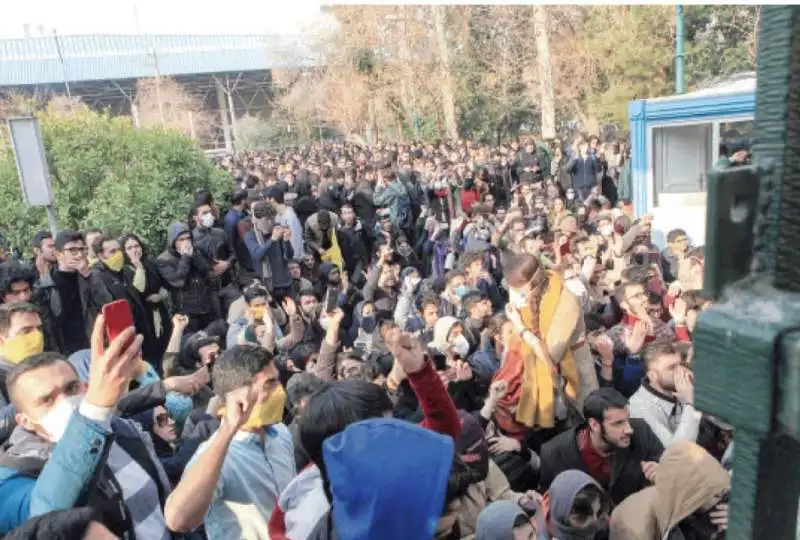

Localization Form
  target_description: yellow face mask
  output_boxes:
[0,330,45,365]
[220,386,287,431]
[249,306,267,321]
[104,251,125,272]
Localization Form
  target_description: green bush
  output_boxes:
[0,106,232,256]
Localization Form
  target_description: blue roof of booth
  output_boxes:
[0,34,319,87]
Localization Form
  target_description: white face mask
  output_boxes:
[509,289,528,309]
[38,394,83,442]
[599,224,613,237]
[200,213,215,229]
[450,335,470,358]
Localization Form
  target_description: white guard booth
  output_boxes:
[627,74,755,249]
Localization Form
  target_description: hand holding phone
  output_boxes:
[102,299,136,350]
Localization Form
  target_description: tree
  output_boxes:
[0,103,230,255]
[684,6,759,85]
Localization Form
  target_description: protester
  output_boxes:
[35,230,112,355]
[611,440,730,539]
[539,388,664,505]
[0,317,171,539]
[0,134,733,539]
[164,345,293,539]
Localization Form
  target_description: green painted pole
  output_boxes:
[675,5,685,94]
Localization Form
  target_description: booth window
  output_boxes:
[652,123,713,205]
[718,119,754,159]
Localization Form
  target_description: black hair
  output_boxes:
[299,379,393,494]
[32,231,52,249]
[667,228,688,243]
[212,345,274,397]
[53,230,85,251]
[231,190,248,206]
[7,352,77,408]
[583,388,628,424]
[0,301,41,336]
[243,286,269,305]
[91,233,116,257]
[464,291,488,311]
[460,251,484,270]
[118,233,148,263]
[568,484,606,526]
[445,269,466,285]
[0,262,36,299]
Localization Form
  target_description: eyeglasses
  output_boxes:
[155,412,173,427]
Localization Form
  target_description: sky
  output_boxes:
[1,0,330,37]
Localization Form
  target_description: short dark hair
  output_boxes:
[32,231,52,249]
[583,388,628,424]
[420,291,440,310]
[7,352,77,408]
[642,340,680,371]
[91,233,116,256]
[445,270,466,285]
[212,345,274,397]
[231,190,248,206]
[0,301,41,336]
[243,286,269,305]
[299,380,393,483]
[0,263,36,299]
[460,251,484,270]
[54,230,85,251]
[464,291,488,311]
[667,229,688,243]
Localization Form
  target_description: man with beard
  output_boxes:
[337,203,372,282]
[604,279,687,358]
[538,388,664,505]
[627,341,701,448]
[296,290,324,347]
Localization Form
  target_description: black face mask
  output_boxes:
[552,519,609,540]
[361,315,377,333]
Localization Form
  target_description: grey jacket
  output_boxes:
[628,382,702,448]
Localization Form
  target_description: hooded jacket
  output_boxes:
[531,470,607,540]
[156,222,213,316]
[322,418,454,540]
[610,440,731,540]
[475,501,526,540]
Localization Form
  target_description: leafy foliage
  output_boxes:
[0,106,231,255]
[283,5,759,138]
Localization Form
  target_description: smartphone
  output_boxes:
[429,353,448,372]
[325,287,341,314]
[102,299,135,348]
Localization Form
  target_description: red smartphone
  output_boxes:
[102,299,135,348]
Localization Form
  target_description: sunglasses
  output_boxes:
[155,412,173,427]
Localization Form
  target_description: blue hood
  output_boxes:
[323,418,453,540]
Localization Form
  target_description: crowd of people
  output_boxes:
[0,136,732,540]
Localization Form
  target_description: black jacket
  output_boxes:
[539,419,664,505]
[33,269,113,356]
[156,223,214,316]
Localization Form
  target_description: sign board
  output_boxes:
[7,117,54,207]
